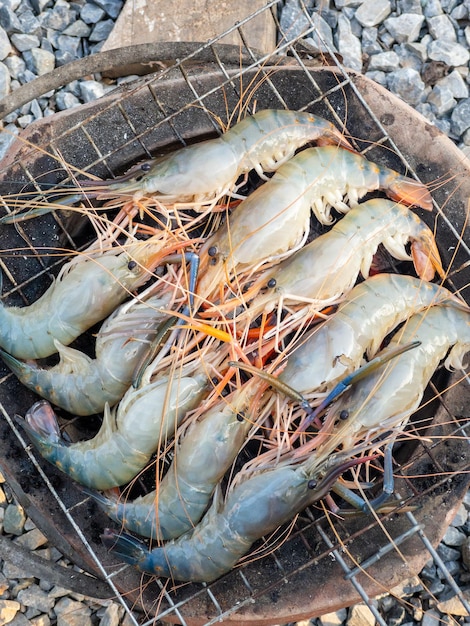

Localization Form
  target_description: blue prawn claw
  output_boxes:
[297,340,421,434]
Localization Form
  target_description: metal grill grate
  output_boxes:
[0,2,470,624]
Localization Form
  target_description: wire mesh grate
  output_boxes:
[0,1,470,624]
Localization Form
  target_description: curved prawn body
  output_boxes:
[242,199,443,324]
[91,379,269,539]
[80,110,353,206]
[0,238,168,360]
[280,274,462,397]
[196,147,432,304]
[0,293,173,415]
[306,303,470,459]
[101,451,359,582]
[19,365,209,490]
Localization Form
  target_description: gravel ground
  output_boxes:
[0,0,470,625]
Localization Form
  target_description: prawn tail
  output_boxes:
[0,349,36,381]
[101,528,147,566]
[411,231,445,281]
[15,400,62,455]
[82,487,120,519]
[383,175,433,211]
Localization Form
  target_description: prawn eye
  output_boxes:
[307,479,317,490]
[141,162,151,172]
[127,260,137,271]
[208,246,218,257]
[236,411,245,422]
[267,278,277,289]
[339,409,349,420]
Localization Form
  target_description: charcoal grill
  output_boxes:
[0,2,470,625]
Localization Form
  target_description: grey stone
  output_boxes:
[384,13,424,42]
[62,20,91,37]
[55,50,77,66]
[25,607,42,620]
[92,0,123,19]
[279,0,313,40]
[442,0,460,11]
[362,26,382,54]
[98,602,124,626]
[426,579,446,595]
[40,36,53,53]
[31,617,51,626]
[54,597,92,626]
[368,50,400,71]
[17,585,55,614]
[443,525,467,546]
[421,608,442,626]
[0,26,11,60]
[451,502,467,526]
[10,33,40,51]
[79,79,105,102]
[40,6,74,30]
[437,69,469,98]
[0,6,22,33]
[302,13,337,52]
[17,68,37,84]
[2,556,33,580]
[428,40,470,66]
[80,3,106,24]
[439,559,461,575]
[336,14,362,71]
[18,9,42,36]
[17,114,35,128]
[428,85,457,115]
[393,43,423,70]
[14,528,48,551]
[3,504,26,535]
[437,542,462,561]
[3,0,21,10]
[451,3,468,19]
[29,0,52,11]
[388,67,426,104]
[421,560,437,580]
[23,48,55,75]
[378,27,395,47]
[10,614,34,626]
[355,0,391,27]
[423,0,443,17]
[55,90,81,110]
[56,34,82,55]
[88,18,115,42]
[347,603,376,626]
[365,70,388,85]
[406,41,428,61]
[427,14,457,41]
[462,536,470,568]
[398,0,423,13]
[451,98,470,135]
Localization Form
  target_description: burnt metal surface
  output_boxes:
[0,64,469,625]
